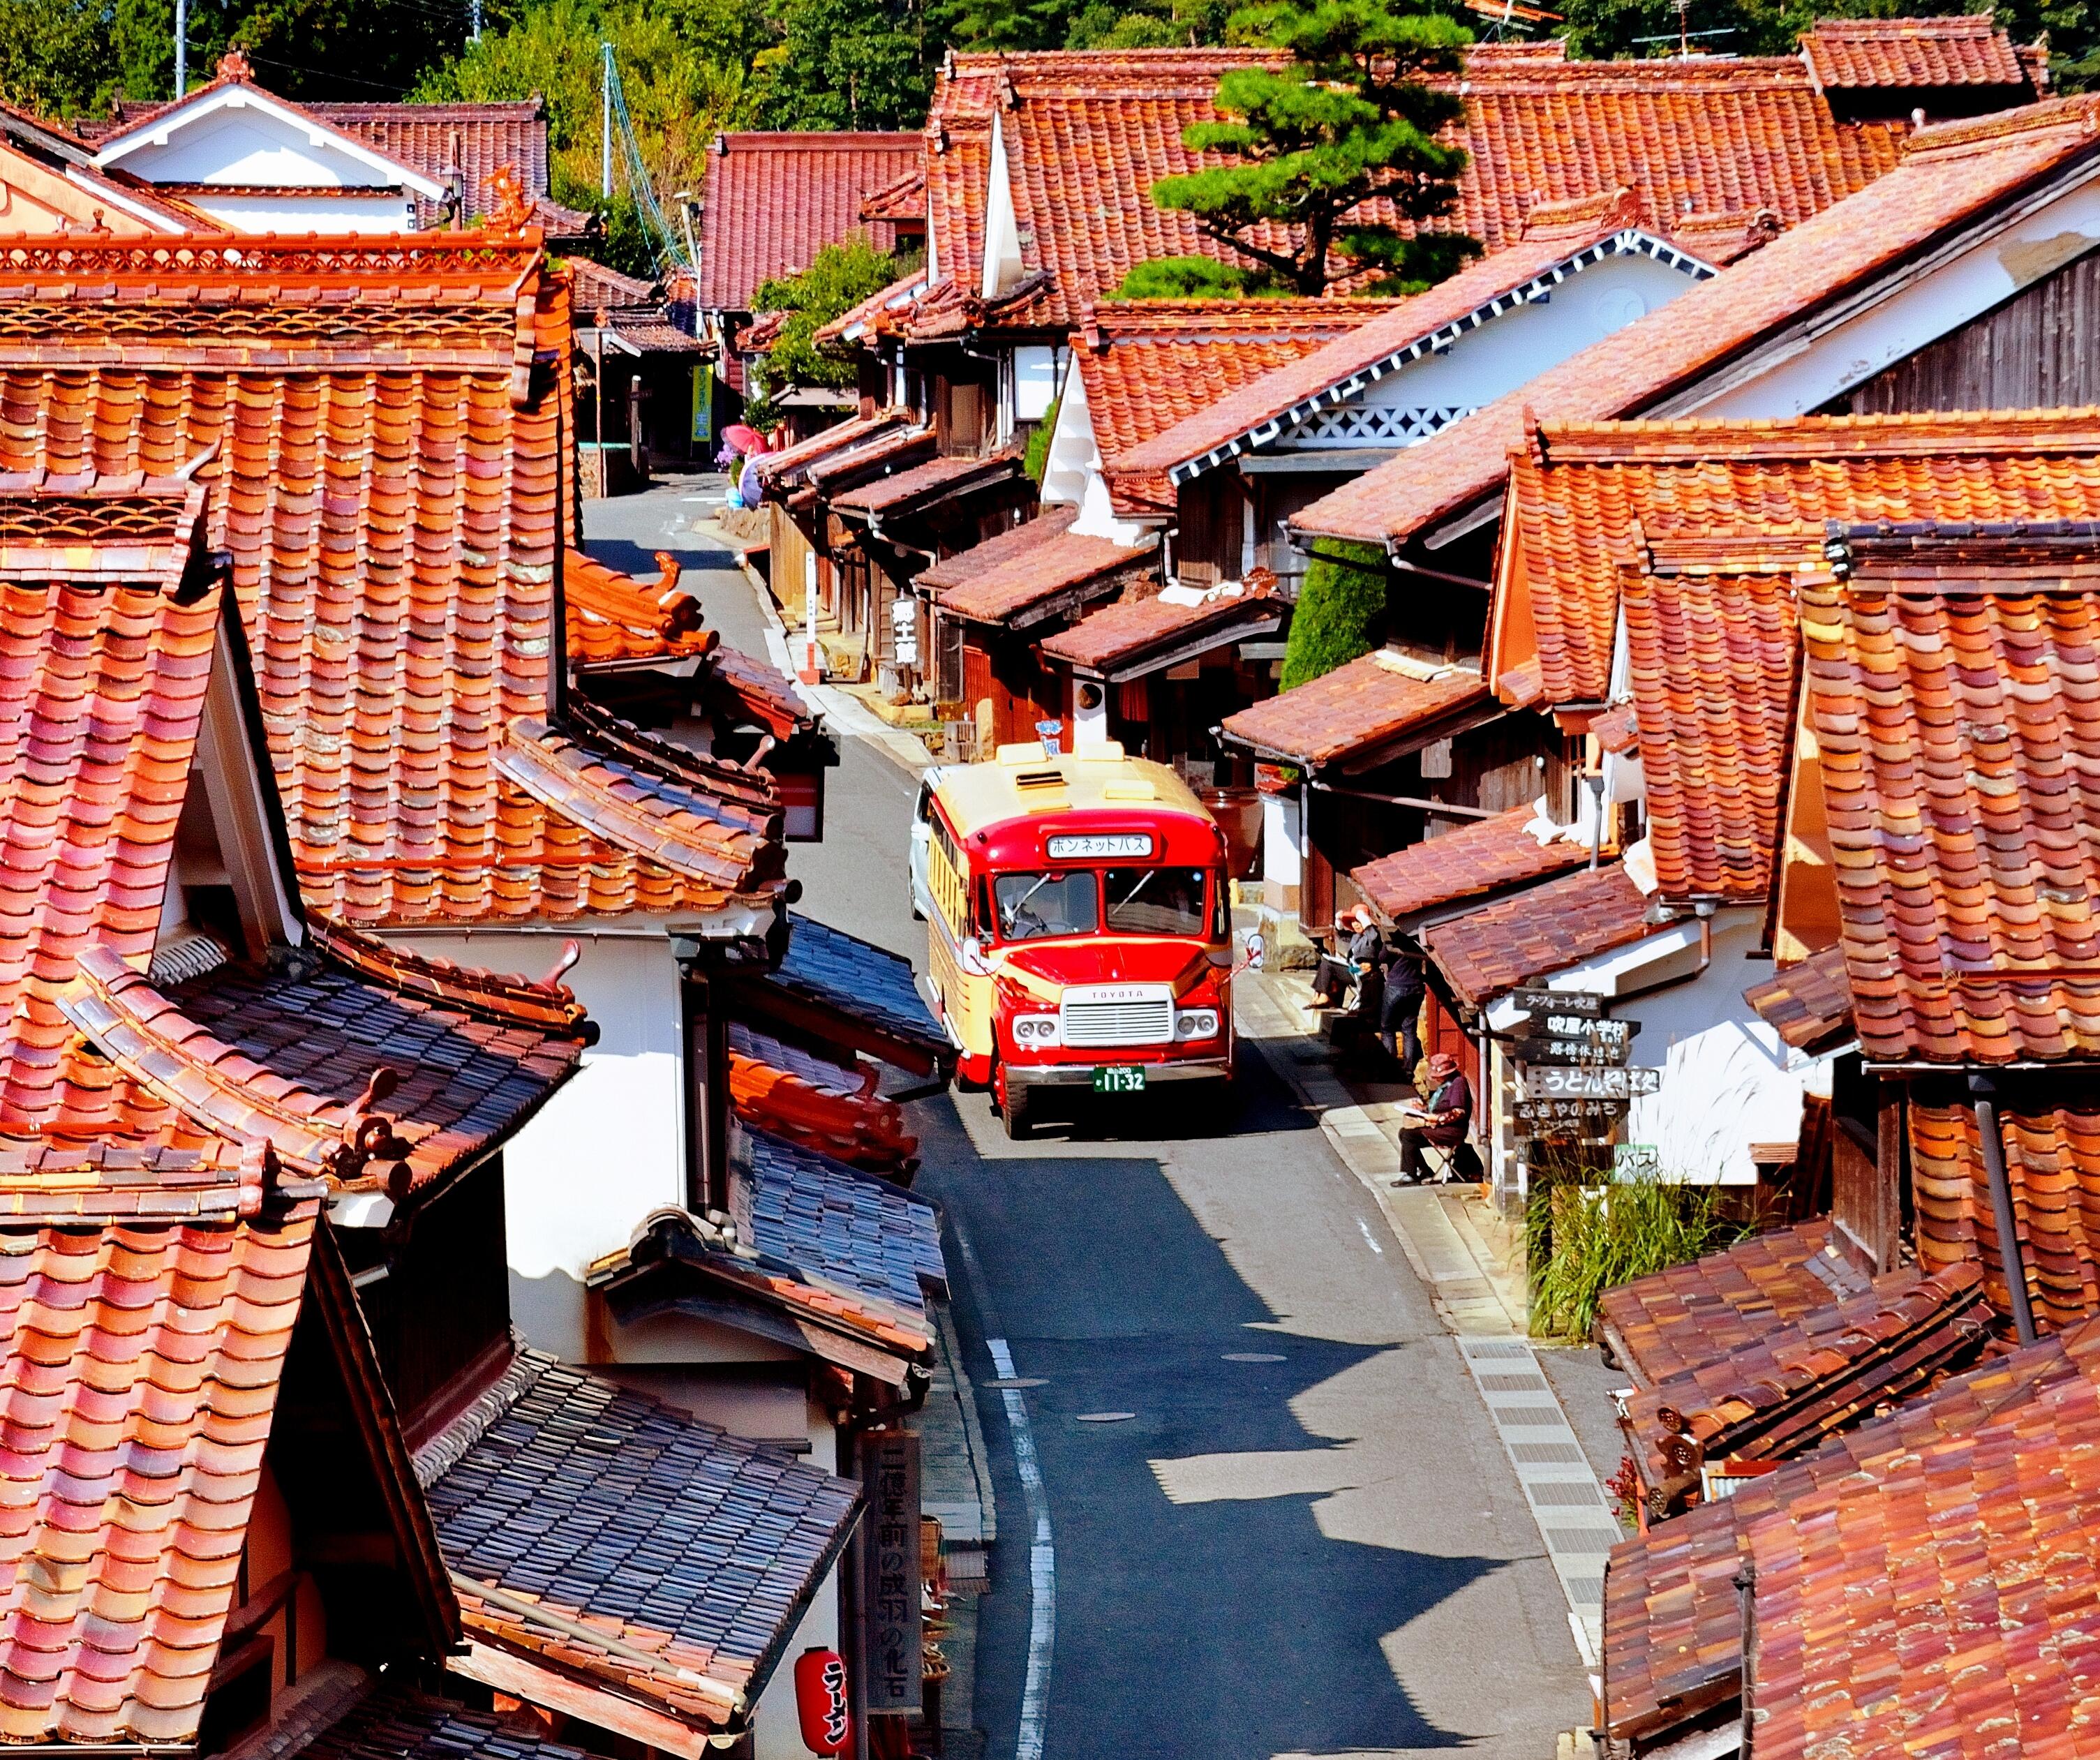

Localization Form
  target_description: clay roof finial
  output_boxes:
[487,163,533,234]
[217,47,254,81]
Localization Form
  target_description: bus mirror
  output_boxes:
[1242,929,1266,973]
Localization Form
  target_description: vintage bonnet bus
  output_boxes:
[911,742,1234,1138]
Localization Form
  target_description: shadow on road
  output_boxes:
[917,1085,1507,1759]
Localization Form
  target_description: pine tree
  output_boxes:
[1147,0,1480,295]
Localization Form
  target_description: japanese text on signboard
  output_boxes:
[858,1430,922,1713]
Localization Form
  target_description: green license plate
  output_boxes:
[1093,1066,1147,1094]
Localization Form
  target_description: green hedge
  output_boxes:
[1280,539,1387,692]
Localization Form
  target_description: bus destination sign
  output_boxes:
[1047,833,1154,860]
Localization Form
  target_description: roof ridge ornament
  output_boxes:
[486,162,534,235]
[217,47,254,81]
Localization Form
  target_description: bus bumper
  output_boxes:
[1008,1057,1234,1094]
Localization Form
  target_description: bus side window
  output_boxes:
[1211,868,1230,941]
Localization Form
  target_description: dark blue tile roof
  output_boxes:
[732,1124,948,1316]
[776,913,945,1056]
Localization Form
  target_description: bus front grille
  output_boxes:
[1062,995,1175,1047]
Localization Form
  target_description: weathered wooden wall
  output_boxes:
[1847,245,2100,414]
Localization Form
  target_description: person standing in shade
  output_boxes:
[1379,932,1425,1076]
[1393,1052,1480,1184]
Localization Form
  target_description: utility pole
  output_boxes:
[600,43,613,201]
[470,0,482,39]
[174,0,186,96]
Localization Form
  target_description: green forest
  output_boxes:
[0,0,2085,240]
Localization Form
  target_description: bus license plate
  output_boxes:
[1094,1066,1146,1094]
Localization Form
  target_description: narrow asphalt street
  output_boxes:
[585,479,1591,1760]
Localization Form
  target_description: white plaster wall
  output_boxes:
[1040,355,1154,544]
[1563,909,1824,1186]
[1274,252,1699,445]
[188,193,417,233]
[1688,170,2100,421]
[750,1399,847,1760]
[107,104,382,186]
[380,925,686,1363]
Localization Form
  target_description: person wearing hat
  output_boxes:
[1309,906,1382,1010]
[1393,1052,1480,1184]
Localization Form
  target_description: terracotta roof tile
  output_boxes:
[1743,944,1855,1052]
[1617,1261,1988,1514]
[303,101,563,229]
[1741,1319,2100,1760]
[1422,861,1655,1009]
[0,234,771,927]
[1912,1100,2100,1334]
[1352,805,1592,922]
[935,523,1154,628]
[1073,299,1387,514]
[1296,97,2100,548]
[1219,650,1490,770]
[1799,15,2030,91]
[565,551,715,670]
[828,449,1019,516]
[1036,580,1282,678]
[564,259,657,313]
[1105,195,1714,489]
[916,505,1078,592]
[695,133,922,315]
[1601,1327,2087,1746]
[928,43,1936,337]
[1497,409,2100,902]
[418,1348,862,1725]
[0,1191,318,1745]
[1803,521,2100,1063]
[728,1025,916,1176]
[1595,1218,1860,1388]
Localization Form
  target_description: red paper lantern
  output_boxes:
[794,1648,851,1755]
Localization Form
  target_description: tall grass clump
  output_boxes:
[1527,1178,1745,1343]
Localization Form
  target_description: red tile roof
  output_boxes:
[1799,15,2030,91]
[920,40,1961,342]
[565,258,657,313]
[935,523,1155,628]
[1036,579,1281,679]
[1295,96,2100,549]
[1219,649,1490,770]
[1103,192,1714,490]
[1073,299,1387,515]
[1422,860,1654,1009]
[694,132,923,314]
[1743,944,1856,1052]
[1352,805,1593,923]
[1741,1318,2100,1760]
[565,550,715,669]
[1617,1261,1987,1514]
[1496,410,2100,902]
[1601,1325,2087,1747]
[728,1024,917,1177]
[0,234,780,927]
[828,449,1018,516]
[916,505,1078,592]
[1804,522,2100,1064]
[0,1181,321,1745]
[1913,1100,2100,1334]
[304,100,577,230]
[1595,1216,1865,1387]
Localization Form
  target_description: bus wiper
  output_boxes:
[1116,870,1156,908]
[1006,872,1055,928]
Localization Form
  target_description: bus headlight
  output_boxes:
[1174,1008,1220,1041]
[1012,1014,1062,1047]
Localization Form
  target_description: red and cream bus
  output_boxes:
[913,742,1234,1137]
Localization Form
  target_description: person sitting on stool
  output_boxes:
[1309,907,1380,1010]
[1393,1052,1481,1185]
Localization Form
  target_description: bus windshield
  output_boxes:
[994,870,1099,941]
[1105,867,1208,937]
